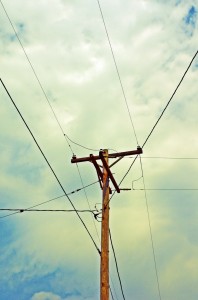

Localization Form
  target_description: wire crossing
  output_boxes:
[0,0,101,244]
[0,2,121,295]
[0,78,100,255]
[0,181,99,219]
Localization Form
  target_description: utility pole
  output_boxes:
[100,149,109,300]
[71,146,142,300]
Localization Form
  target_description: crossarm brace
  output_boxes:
[99,151,120,193]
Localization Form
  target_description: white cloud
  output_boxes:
[1,0,198,299]
[31,291,61,300]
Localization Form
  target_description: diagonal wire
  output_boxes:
[0,0,66,140]
[106,51,198,298]
[142,50,198,148]
[1,2,127,296]
[0,78,100,254]
[96,0,139,146]
[114,50,198,196]
[76,164,100,243]
[110,275,119,300]
[110,286,115,300]
[0,180,99,219]
[0,0,103,252]
[95,4,141,297]
[1,78,118,296]
[109,228,126,300]
[107,51,198,300]
[139,156,162,300]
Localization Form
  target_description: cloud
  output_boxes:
[183,5,197,36]
[1,0,198,299]
[31,291,61,300]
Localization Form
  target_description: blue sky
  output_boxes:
[1,0,198,299]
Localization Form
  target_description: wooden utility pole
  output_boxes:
[100,149,110,300]
[71,147,142,300]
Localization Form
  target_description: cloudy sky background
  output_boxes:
[1,0,198,299]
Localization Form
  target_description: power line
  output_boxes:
[82,17,197,300]
[109,229,126,300]
[0,0,101,241]
[1,80,116,298]
[0,0,67,141]
[76,164,101,243]
[131,176,198,191]
[65,135,102,247]
[0,0,96,158]
[95,5,140,297]
[139,156,162,300]
[0,208,97,213]
[1,3,132,298]
[112,51,198,300]
[96,0,139,146]
[64,133,100,152]
[64,133,118,153]
[0,78,100,254]
[110,286,115,300]
[110,276,119,300]
[0,181,99,219]
[142,50,198,148]
[118,50,198,190]
[0,1,103,256]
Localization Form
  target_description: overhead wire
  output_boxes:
[96,2,166,297]
[96,0,139,146]
[106,52,198,299]
[0,0,116,159]
[3,1,195,297]
[0,0,103,257]
[0,180,99,219]
[64,134,102,246]
[0,78,100,254]
[64,133,100,152]
[117,50,198,192]
[109,229,126,300]
[110,286,116,300]
[139,156,162,300]
[64,133,118,153]
[131,176,198,191]
[76,164,101,243]
[110,276,119,300]
[96,1,142,297]
[0,3,120,295]
[65,133,101,248]
[0,0,66,141]
[0,208,97,213]
[142,50,198,149]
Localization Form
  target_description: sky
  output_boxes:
[0,0,198,299]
